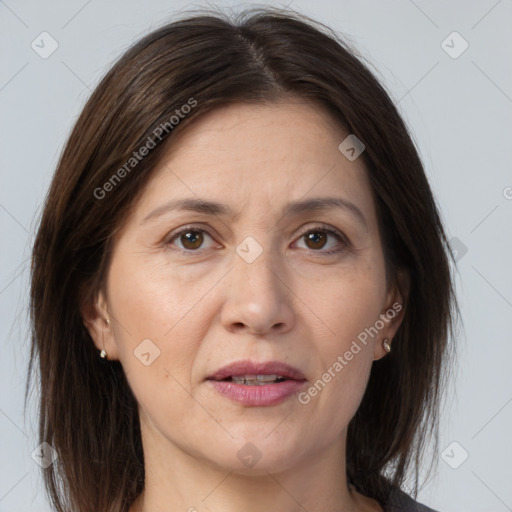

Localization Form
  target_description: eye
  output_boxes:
[165,226,218,252]
[294,224,348,255]
[164,223,348,255]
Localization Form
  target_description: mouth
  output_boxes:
[205,360,307,406]
[206,359,307,383]
[209,374,292,385]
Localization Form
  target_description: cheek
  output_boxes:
[107,245,217,344]
[299,333,374,444]
[106,251,213,401]
[308,259,387,343]
[298,260,385,416]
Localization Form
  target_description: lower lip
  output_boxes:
[207,379,307,406]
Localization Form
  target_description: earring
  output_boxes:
[101,318,110,359]
[383,338,391,353]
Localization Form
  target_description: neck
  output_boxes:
[129,416,377,512]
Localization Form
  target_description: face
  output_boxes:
[85,99,405,475]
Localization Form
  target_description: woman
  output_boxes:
[27,6,459,512]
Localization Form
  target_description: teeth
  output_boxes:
[256,374,280,381]
[230,374,285,385]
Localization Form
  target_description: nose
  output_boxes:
[220,245,295,336]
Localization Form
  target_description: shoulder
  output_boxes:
[382,486,439,512]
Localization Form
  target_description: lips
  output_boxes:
[206,360,308,406]
[206,360,307,382]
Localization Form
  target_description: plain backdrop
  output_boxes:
[1,1,511,511]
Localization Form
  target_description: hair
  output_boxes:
[27,5,460,512]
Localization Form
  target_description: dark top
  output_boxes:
[382,486,439,512]
[348,479,438,512]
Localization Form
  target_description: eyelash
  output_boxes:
[164,223,349,256]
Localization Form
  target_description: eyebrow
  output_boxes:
[141,196,368,229]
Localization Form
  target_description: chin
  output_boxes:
[199,434,304,475]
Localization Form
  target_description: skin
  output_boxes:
[84,99,407,512]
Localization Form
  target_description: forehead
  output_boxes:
[131,100,378,229]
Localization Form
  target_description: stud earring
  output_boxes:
[383,338,391,353]
[101,318,110,359]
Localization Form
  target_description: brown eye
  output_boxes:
[295,225,348,255]
[304,231,328,250]
[179,230,204,250]
[166,227,217,252]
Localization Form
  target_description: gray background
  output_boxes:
[1,0,511,511]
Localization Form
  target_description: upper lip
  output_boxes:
[206,360,307,381]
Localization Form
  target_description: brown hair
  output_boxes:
[27,6,460,512]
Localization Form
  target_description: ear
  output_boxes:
[373,268,410,361]
[81,288,119,361]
